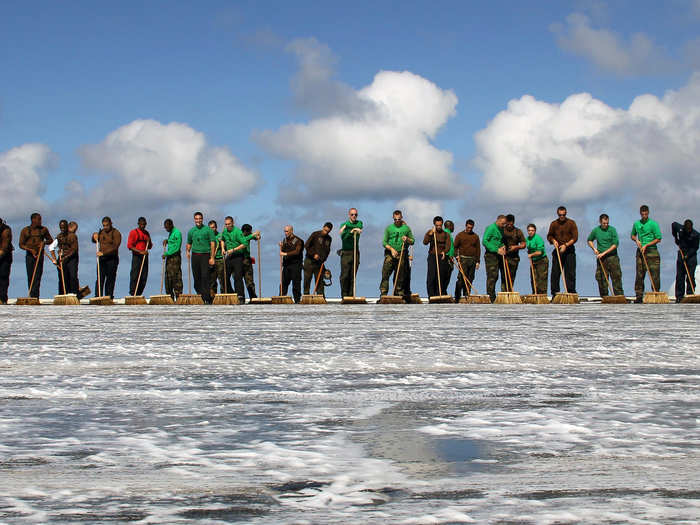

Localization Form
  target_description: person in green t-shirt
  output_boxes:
[220,216,253,302]
[501,214,526,292]
[379,210,414,300]
[162,218,183,300]
[526,223,548,295]
[443,220,455,294]
[208,220,226,297]
[587,213,624,297]
[186,211,216,303]
[630,204,662,302]
[482,215,507,302]
[241,223,260,301]
[339,208,363,297]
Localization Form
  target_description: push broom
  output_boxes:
[53,249,79,305]
[598,256,628,304]
[149,251,174,305]
[522,257,549,304]
[640,249,668,304]
[250,237,272,304]
[301,262,327,304]
[271,246,294,304]
[89,240,114,305]
[494,254,522,304]
[125,249,148,305]
[428,230,454,303]
[213,241,240,305]
[678,249,700,303]
[176,253,204,305]
[551,245,579,304]
[342,232,366,304]
[378,240,406,304]
[454,256,490,304]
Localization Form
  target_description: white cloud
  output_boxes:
[256,39,461,203]
[0,143,56,221]
[550,13,673,75]
[473,73,700,223]
[395,198,443,234]
[74,119,259,216]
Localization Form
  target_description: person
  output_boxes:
[208,220,226,296]
[304,222,333,297]
[443,220,455,291]
[0,218,13,304]
[379,210,414,299]
[526,224,548,295]
[482,215,507,302]
[501,214,526,291]
[672,219,699,302]
[279,225,304,303]
[547,206,578,295]
[163,218,183,300]
[186,212,216,304]
[587,214,624,298]
[630,205,662,303]
[126,217,153,296]
[220,216,250,302]
[92,217,121,299]
[19,213,53,298]
[339,208,363,298]
[240,224,260,302]
[49,219,79,294]
[423,216,451,297]
[453,219,480,301]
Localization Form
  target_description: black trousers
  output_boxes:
[96,254,119,298]
[225,254,245,300]
[282,260,302,303]
[426,254,450,296]
[129,253,149,296]
[57,255,79,294]
[25,252,44,298]
[0,252,11,303]
[191,253,212,303]
[676,252,697,300]
[550,247,576,294]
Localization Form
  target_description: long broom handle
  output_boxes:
[433,230,442,295]
[133,248,148,295]
[313,262,325,294]
[353,232,358,297]
[596,255,613,295]
[27,241,44,296]
[679,249,696,295]
[502,254,514,292]
[391,240,406,296]
[96,240,101,297]
[221,240,228,294]
[529,257,538,295]
[160,252,166,294]
[187,253,192,295]
[454,255,480,295]
[59,250,66,294]
[279,251,283,296]
[555,243,569,294]
[640,249,658,293]
[257,238,262,298]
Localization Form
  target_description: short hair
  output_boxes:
[433,216,443,224]
[193,211,203,218]
[527,223,536,230]
[505,214,515,223]
[208,220,217,228]
[465,219,474,226]
[30,212,40,221]
[225,216,233,222]
[599,213,609,221]
[323,222,333,230]
[684,219,694,228]
[393,210,402,216]
[349,208,358,214]
[557,206,567,213]
[444,220,454,230]
[285,225,294,232]
[68,221,78,230]
[59,219,68,229]
[164,218,173,228]
[137,216,146,223]
[241,224,252,234]
[496,214,506,220]
[102,216,112,224]
[640,204,649,213]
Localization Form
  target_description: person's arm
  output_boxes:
[42,227,54,246]
[546,222,556,245]
[405,226,415,246]
[587,229,598,254]
[286,237,303,257]
[671,221,682,243]
[320,236,331,262]
[209,230,216,264]
[0,228,10,257]
[127,229,137,253]
[423,230,432,246]
[186,229,193,258]
[305,232,314,252]
[18,228,30,252]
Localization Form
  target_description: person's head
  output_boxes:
[684,219,694,232]
[444,220,454,232]
[137,216,147,230]
[639,205,649,220]
[241,223,252,235]
[393,210,403,224]
[284,225,294,238]
[496,214,506,228]
[208,220,217,233]
[322,222,333,235]
[101,216,112,231]
[30,212,42,227]
[527,223,537,237]
[164,218,174,232]
[505,214,515,230]
[557,206,567,222]
[59,219,68,234]
[0,218,4,227]
[348,208,358,221]
[433,215,444,231]
[224,216,234,231]
[465,219,474,233]
[599,213,609,228]
[68,221,78,233]
[193,212,203,227]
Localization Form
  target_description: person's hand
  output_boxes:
[97,251,103,257]
[280,251,286,256]
[429,228,435,236]
[593,249,600,256]
[476,262,480,269]
[92,233,99,242]
[390,247,398,258]
[313,253,320,260]
[141,249,148,255]
[351,228,361,234]
[162,239,167,246]
[641,244,647,254]
[278,241,283,247]
[497,246,506,256]
[528,253,533,259]
[186,251,191,259]
[209,257,215,266]
[559,244,567,253]
[162,254,166,260]
[401,235,408,242]
[636,240,643,251]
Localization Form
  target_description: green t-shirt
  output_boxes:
[220,226,246,253]
[482,223,504,253]
[444,227,455,258]
[164,228,182,256]
[587,225,619,254]
[187,225,215,254]
[382,223,414,253]
[526,233,546,261]
[213,231,223,259]
[241,233,256,257]
[631,219,662,246]
[340,219,364,251]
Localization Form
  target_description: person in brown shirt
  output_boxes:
[501,214,526,291]
[546,206,578,294]
[92,216,122,298]
[0,218,13,304]
[453,219,480,300]
[19,213,53,298]
[303,222,333,296]
[423,216,451,296]
[49,220,78,294]
[279,225,304,303]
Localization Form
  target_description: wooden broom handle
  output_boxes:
[529,257,538,295]
[353,232,358,297]
[133,248,148,295]
[391,240,406,296]
[160,253,166,295]
[679,249,696,295]
[433,230,442,295]
[313,262,325,294]
[555,244,569,294]
[96,240,101,297]
[640,249,657,293]
[454,255,480,295]
[27,241,44,296]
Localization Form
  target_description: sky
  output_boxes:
[2,0,700,298]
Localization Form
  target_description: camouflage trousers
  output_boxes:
[635,247,660,298]
[210,258,226,294]
[595,254,624,297]
[484,252,504,302]
[164,253,183,298]
[529,257,549,295]
[379,252,409,297]
[242,257,257,299]
[500,257,519,292]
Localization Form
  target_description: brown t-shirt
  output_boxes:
[57,232,79,259]
[423,229,451,255]
[19,225,53,253]
[94,228,122,256]
[281,235,304,264]
[453,231,481,260]
[547,218,578,246]
[0,224,12,254]
[304,230,332,263]
[502,227,526,259]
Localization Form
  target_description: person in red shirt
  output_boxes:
[126,217,153,296]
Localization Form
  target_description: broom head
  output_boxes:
[409,293,422,304]
[89,296,114,305]
[149,294,175,305]
[428,295,455,304]
[465,294,491,304]
[16,297,41,305]
[680,294,700,303]
[124,295,148,305]
[552,292,580,304]
[522,294,550,304]
[250,297,273,304]
[271,295,294,304]
[377,295,404,304]
[341,296,367,304]
[300,294,327,304]
[77,286,91,299]
[176,294,205,305]
[494,291,523,304]
[643,291,669,304]
[212,293,240,305]
[53,294,80,305]
[601,295,629,304]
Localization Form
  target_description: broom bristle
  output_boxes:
[601,295,629,304]
[212,293,240,305]
[680,294,700,303]
[552,292,580,304]
[643,291,669,304]
[428,295,455,304]
[53,294,80,305]
[176,294,204,305]
[300,294,327,304]
[124,295,148,305]
[494,291,523,304]
[149,295,175,305]
[89,296,114,306]
[250,297,272,304]
[465,295,491,304]
[15,297,40,306]
[377,295,404,304]
[271,295,295,304]
[409,293,422,304]
[522,294,550,304]
[341,296,367,304]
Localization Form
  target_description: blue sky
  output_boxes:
[2,0,700,298]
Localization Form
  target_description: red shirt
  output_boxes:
[127,228,152,252]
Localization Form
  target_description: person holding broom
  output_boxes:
[280,225,304,303]
[423,216,451,297]
[453,219,480,301]
[208,220,226,298]
[587,214,624,298]
[501,214,526,291]
[671,219,698,302]
[547,206,578,296]
[443,220,456,292]
[339,208,363,298]
[186,212,216,304]
[19,213,53,299]
[304,222,333,298]
[630,205,662,303]
[240,223,260,302]
[92,217,121,299]
[127,217,153,297]
[163,218,183,301]
[379,210,414,300]
[526,224,548,295]
[49,219,79,295]
[482,215,507,302]
[220,216,250,303]
[0,218,14,304]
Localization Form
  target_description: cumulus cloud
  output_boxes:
[256,38,461,203]
[0,143,56,221]
[550,13,673,75]
[72,119,259,216]
[395,198,443,233]
[473,73,700,223]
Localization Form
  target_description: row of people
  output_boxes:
[0,205,697,303]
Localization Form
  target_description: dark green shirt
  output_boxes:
[587,225,619,254]
[164,228,182,257]
[382,223,414,252]
[631,219,661,246]
[340,220,364,251]
[482,223,504,253]
[187,225,215,254]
